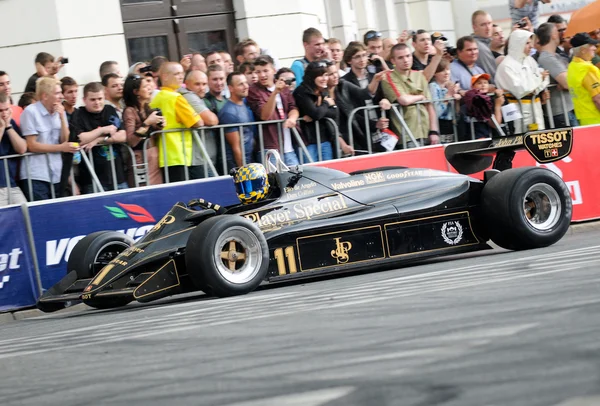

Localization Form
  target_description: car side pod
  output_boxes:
[445,128,574,175]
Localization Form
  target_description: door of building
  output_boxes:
[120,0,235,64]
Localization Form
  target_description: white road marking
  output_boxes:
[224,387,355,406]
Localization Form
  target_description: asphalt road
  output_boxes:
[2,230,600,406]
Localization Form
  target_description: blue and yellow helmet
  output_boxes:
[233,163,269,204]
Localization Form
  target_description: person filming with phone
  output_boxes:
[247,55,303,166]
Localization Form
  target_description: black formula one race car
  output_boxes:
[38,128,574,312]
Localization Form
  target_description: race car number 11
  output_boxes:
[274,246,297,276]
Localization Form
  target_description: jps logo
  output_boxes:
[331,237,352,264]
[152,215,175,231]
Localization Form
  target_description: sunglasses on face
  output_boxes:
[365,31,383,40]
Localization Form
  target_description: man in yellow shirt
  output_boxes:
[567,33,600,126]
[150,62,204,182]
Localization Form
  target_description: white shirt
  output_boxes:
[268,86,293,153]
[19,102,63,184]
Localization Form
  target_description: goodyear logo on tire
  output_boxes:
[523,128,573,164]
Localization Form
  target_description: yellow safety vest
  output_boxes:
[567,57,600,126]
[150,90,193,167]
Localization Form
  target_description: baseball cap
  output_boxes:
[570,32,599,48]
[431,32,448,42]
[471,73,491,87]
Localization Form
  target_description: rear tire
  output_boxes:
[481,167,572,250]
[186,215,269,297]
[68,231,134,309]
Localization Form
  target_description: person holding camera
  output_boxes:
[510,0,550,29]
[247,55,303,166]
[412,30,445,82]
[123,74,165,187]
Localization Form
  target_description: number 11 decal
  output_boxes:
[274,246,298,275]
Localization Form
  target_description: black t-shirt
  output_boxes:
[24,73,40,93]
[70,105,126,190]
[411,53,433,71]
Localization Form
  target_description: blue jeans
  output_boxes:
[552,110,579,128]
[19,180,61,201]
[302,142,333,163]
[267,151,300,167]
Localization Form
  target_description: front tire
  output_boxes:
[481,167,572,250]
[68,231,134,309]
[186,215,269,297]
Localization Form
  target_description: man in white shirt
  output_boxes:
[20,77,78,200]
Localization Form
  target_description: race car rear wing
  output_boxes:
[445,128,573,175]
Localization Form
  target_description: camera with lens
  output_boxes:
[61,57,69,64]
[369,53,382,68]
[446,46,458,57]
[140,65,153,74]
[284,79,295,86]
[517,18,527,28]
[151,108,164,127]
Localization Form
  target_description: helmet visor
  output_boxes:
[235,177,266,196]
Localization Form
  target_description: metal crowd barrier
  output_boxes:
[0,88,577,205]
[144,117,341,183]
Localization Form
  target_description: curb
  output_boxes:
[568,220,600,234]
[3,220,600,324]
[2,303,88,325]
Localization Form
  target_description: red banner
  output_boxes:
[316,126,600,221]
[314,145,449,173]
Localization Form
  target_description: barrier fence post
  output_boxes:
[315,120,322,161]
[180,132,190,181]
[559,90,571,126]
[108,144,119,190]
[239,125,247,166]
[364,112,372,154]
[80,150,105,193]
[3,158,11,205]
[20,203,43,297]
[160,132,170,184]
[276,122,284,162]
[219,127,227,175]
[45,154,56,199]
[258,124,266,165]
[25,155,33,201]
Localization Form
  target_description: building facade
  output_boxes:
[0,0,588,101]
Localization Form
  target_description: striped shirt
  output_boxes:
[510,0,541,28]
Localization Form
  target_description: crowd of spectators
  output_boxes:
[1,5,600,206]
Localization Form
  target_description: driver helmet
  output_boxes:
[233,163,269,204]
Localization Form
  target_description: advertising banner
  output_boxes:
[28,178,239,291]
[317,126,600,221]
[315,145,449,173]
[511,126,600,221]
[0,205,38,311]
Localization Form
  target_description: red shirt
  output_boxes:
[246,83,301,150]
[10,105,22,127]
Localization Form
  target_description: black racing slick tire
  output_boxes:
[68,231,134,309]
[185,215,269,297]
[481,167,572,251]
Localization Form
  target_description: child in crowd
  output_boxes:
[429,60,461,143]
[239,62,258,86]
[461,73,504,139]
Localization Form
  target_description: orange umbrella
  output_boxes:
[565,0,600,37]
